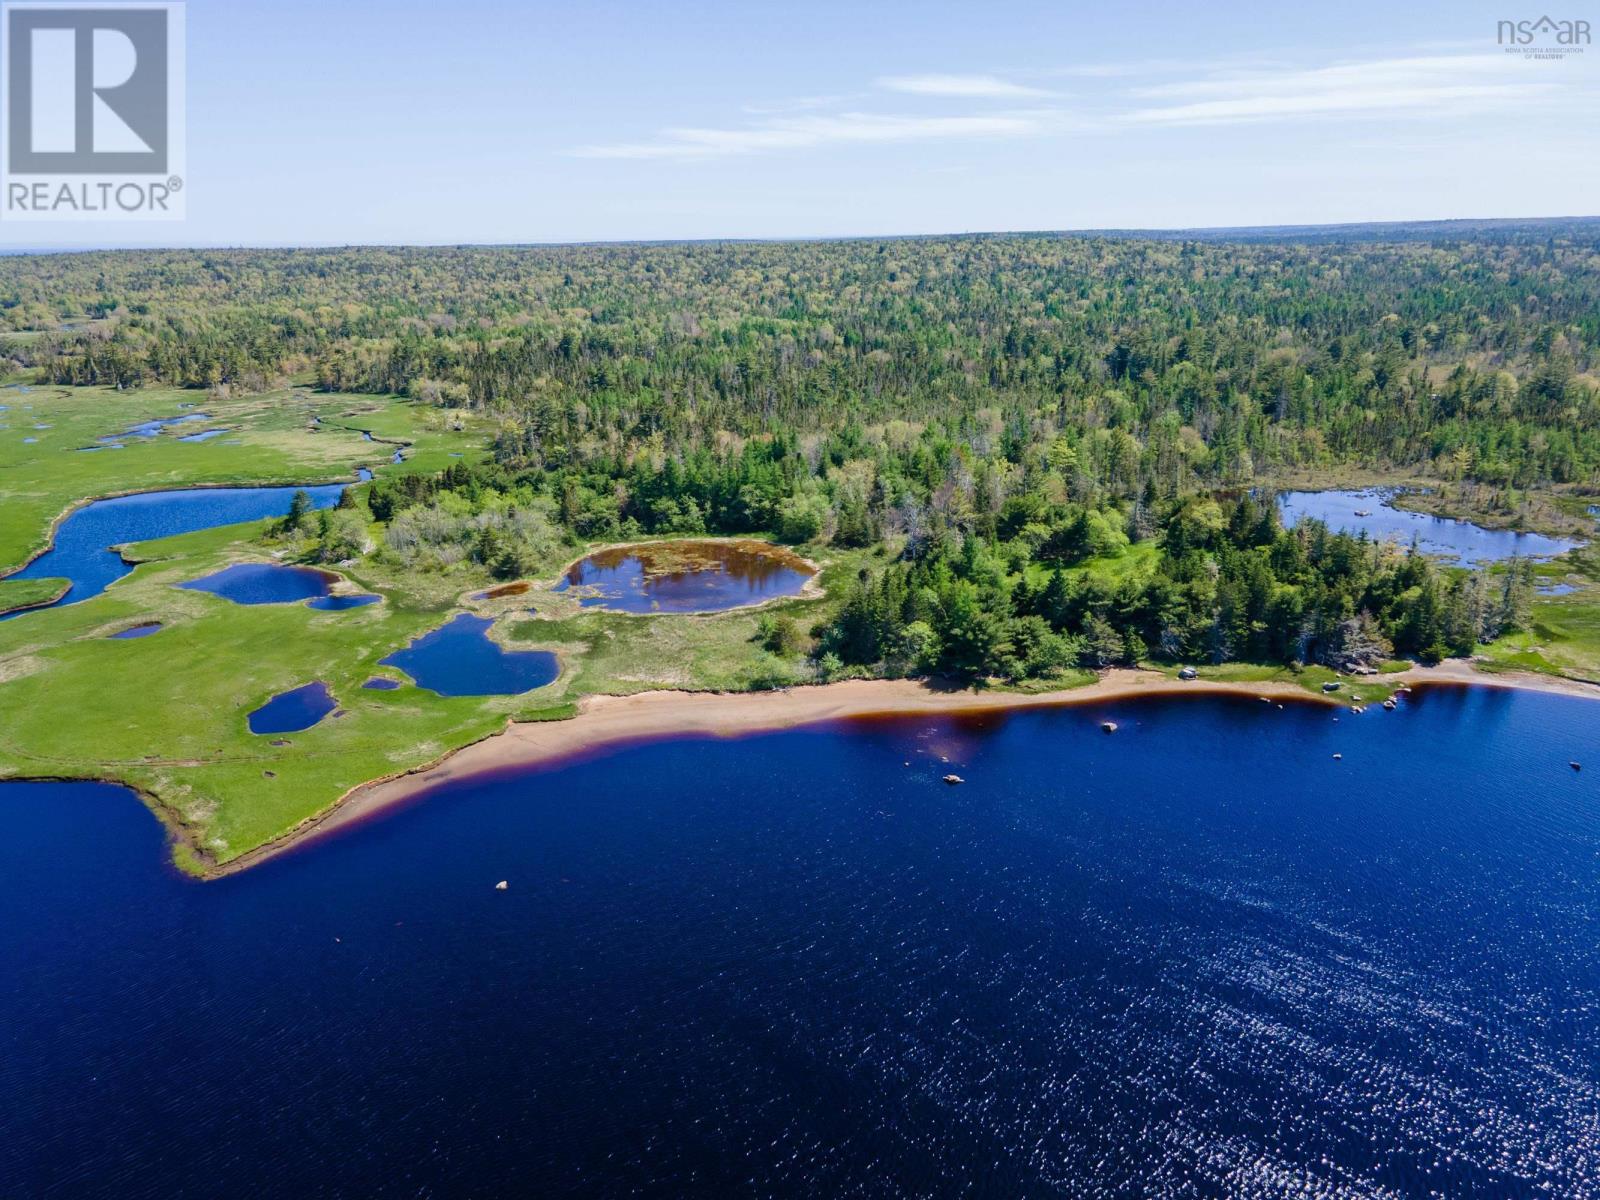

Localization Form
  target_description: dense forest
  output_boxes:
[6,225,1600,492]
[336,458,1535,684]
[5,223,1590,682]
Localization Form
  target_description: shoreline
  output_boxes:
[0,474,375,586]
[205,660,1600,879]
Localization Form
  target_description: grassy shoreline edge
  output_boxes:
[14,660,1585,882]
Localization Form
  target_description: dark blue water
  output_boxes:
[179,563,334,606]
[1,688,1596,1198]
[380,613,558,696]
[106,622,162,640]
[557,540,815,613]
[1277,489,1582,566]
[247,682,338,735]
[361,677,403,690]
[1,484,349,617]
[306,593,380,611]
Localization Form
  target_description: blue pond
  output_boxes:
[360,677,402,690]
[179,563,333,606]
[306,593,381,611]
[1,687,1598,1197]
[178,428,229,443]
[107,622,162,640]
[246,682,337,735]
[1277,489,1583,567]
[100,413,211,442]
[380,613,557,696]
[0,483,349,619]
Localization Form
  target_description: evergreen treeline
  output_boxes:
[815,494,1534,682]
[352,454,1536,683]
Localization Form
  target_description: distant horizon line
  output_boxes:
[3,213,1599,256]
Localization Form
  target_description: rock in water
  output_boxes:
[942,774,965,786]
[494,880,508,891]
[1101,721,1118,733]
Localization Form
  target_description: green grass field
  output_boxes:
[0,385,854,870]
[0,385,542,868]
[0,576,68,615]
[0,383,488,573]
[1481,547,1600,682]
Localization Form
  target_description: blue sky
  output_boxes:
[6,0,1598,248]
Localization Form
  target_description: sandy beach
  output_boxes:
[210,661,1600,878]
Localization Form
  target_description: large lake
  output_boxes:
[2,688,1597,1197]
[1276,489,1583,567]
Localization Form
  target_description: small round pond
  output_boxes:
[179,563,334,606]
[379,614,557,697]
[554,540,816,614]
[107,622,163,640]
[247,682,338,735]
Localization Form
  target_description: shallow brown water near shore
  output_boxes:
[555,539,817,613]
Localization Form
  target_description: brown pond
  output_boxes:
[474,581,532,600]
[554,540,816,613]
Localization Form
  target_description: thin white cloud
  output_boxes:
[877,74,1056,99]
[743,94,853,116]
[573,52,1581,161]
[1125,55,1560,125]
[572,110,1067,160]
